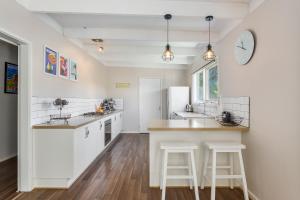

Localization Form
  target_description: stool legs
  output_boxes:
[229,153,234,189]
[187,153,193,190]
[161,150,168,200]
[238,150,249,200]
[160,149,200,200]
[200,149,209,189]
[160,150,164,190]
[190,150,200,200]
[211,150,217,200]
[201,149,249,200]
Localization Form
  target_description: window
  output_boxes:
[192,62,218,102]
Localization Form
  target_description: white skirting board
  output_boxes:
[236,183,260,200]
[248,189,260,200]
[120,131,141,134]
[0,154,17,162]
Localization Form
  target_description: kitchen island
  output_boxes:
[148,118,249,187]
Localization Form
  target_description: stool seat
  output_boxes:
[205,142,246,150]
[160,142,198,150]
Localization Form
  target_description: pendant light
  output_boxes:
[162,14,174,62]
[203,16,216,61]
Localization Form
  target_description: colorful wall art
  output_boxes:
[69,59,78,81]
[44,46,58,76]
[59,55,69,79]
[4,62,18,94]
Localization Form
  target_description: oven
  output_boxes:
[104,119,112,146]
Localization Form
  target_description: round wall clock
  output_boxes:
[234,30,255,65]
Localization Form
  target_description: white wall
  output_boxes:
[210,0,300,199]
[107,67,188,132]
[0,0,108,99]
[0,40,18,162]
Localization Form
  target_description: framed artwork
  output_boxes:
[59,54,69,79]
[4,62,18,94]
[69,59,78,81]
[44,46,58,76]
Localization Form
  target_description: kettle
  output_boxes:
[222,111,231,123]
[185,104,193,112]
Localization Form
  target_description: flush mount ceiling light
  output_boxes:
[162,14,174,62]
[203,15,216,61]
[97,46,104,52]
[91,39,104,53]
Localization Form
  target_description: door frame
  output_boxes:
[138,77,162,133]
[0,28,33,191]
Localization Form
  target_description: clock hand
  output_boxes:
[236,45,247,50]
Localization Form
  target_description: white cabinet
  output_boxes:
[33,111,123,188]
[75,123,97,173]
[95,120,105,155]
[112,112,123,139]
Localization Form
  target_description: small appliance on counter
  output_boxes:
[185,104,193,112]
[222,111,231,123]
[215,111,244,126]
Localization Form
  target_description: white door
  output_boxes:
[139,78,162,132]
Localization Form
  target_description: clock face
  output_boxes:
[234,30,255,65]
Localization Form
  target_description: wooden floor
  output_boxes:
[17,134,245,200]
[0,156,19,200]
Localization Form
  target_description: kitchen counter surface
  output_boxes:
[32,110,123,129]
[148,118,249,132]
[174,111,213,118]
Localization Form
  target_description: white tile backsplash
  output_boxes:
[220,96,250,127]
[31,97,124,125]
[193,96,250,127]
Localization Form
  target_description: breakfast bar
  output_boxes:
[148,118,249,187]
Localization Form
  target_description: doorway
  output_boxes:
[0,38,18,199]
[139,78,162,133]
[0,29,32,193]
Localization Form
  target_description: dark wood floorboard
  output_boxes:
[17,134,246,200]
[0,156,20,200]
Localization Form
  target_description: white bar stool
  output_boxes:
[160,142,200,200]
[200,142,249,200]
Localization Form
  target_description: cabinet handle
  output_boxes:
[85,128,90,138]
[114,116,116,121]
[100,122,103,130]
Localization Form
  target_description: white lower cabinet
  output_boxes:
[33,111,122,188]
[95,120,105,155]
[112,112,123,139]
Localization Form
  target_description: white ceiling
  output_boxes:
[17,0,262,69]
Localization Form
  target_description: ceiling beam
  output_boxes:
[85,45,199,56]
[64,28,219,43]
[96,54,193,65]
[103,61,188,70]
[18,0,249,19]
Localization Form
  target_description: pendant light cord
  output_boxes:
[209,19,211,45]
[167,19,169,45]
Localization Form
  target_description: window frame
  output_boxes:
[192,61,219,103]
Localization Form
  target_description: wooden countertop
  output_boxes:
[148,119,249,132]
[32,110,123,130]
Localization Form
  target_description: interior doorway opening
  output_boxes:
[0,36,19,199]
[0,29,32,194]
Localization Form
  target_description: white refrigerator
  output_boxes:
[168,86,190,119]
